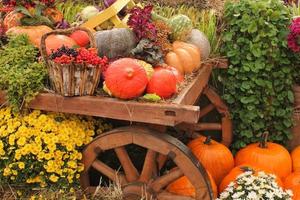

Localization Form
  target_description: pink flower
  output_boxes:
[287,17,300,52]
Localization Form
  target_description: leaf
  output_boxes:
[15,6,32,17]
[287,91,294,103]
[248,21,257,33]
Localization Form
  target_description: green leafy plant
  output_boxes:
[15,4,54,27]
[0,35,47,112]
[55,0,88,23]
[221,0,294,150]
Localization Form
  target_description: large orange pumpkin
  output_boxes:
[105,58,148,99]
[219,165,283,193]
[292,146,300,172]
[6,25,52,47]
[165,41,201,75]
[3,11,24,29]
[235,133,292,180]
[188,136,234,185]
[45,34,77,54]
[43,8,63,24]
[167,171,218,198]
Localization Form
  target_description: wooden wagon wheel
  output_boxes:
[80,126,214,200]
[176,85,233,147]
[197,86,232,146]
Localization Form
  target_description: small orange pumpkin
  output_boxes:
[284,172,300,200]
[45,34,77,54]
[284,172,300,189]
[165,41,201,75]
[290,185,300,200]
[3,11,24,29]
[167,171,218,198]
[235,133,292,180]
[43,8,63,24]
[188,136,234,185]
[292,146,300,172]
[105,58,148,99]
[6,25,52,47]
[219,165,283,193]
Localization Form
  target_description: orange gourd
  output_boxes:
[45,34,77,54]
[165,41,201,75]
[188,136,234,185]
[105,58,148,99]
[292,146,300,172]
[235,133,292,180]
[43,8,63,24]
[219,165,283,193]
[6,25,52,47]
[167,171,217,198]
[3,12,24,29]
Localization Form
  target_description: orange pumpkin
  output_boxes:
[165,41,201,75]
[105,58,148,99]
[43,8,63,24]
[45,34,77,54]
[292,146,300,172]
[284,173,300,200]
[219,165,283,193]
[3,11,24,29]
[167,171,218,198]
[291,185,300,200]
[235,133,292,180]
[188,136,234,185]
[6,25,52,47]
[284,172,300,189]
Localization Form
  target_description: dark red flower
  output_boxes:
[127,5,157,41]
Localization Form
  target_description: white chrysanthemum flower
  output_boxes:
[218,171,293,200]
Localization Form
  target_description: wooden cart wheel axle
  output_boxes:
[80,126,214,200]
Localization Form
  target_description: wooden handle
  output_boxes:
[40,27,96,65]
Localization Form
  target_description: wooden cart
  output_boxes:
[0,59,232,200]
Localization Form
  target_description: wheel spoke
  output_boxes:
[157,191,194,200]
[139,150,157,182]
[195,123,222,130]
[151,168,183,192]
[199,104,215,119]
[92,160,127,185]
[157,154,168,170]
[114,146,139,182]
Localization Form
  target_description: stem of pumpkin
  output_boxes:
[259,132,269,148]
[204,136,212,145]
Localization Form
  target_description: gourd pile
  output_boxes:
[167,134,300,200]
[0,1,211,102]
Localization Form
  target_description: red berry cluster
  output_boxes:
[50,46,108,67]
[76,48,107,66]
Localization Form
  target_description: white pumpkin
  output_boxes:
[186,29,211,60]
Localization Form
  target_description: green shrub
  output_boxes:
[221,0,294,150]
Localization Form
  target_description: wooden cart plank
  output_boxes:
[173,65,212,105]
[0,92,200,126]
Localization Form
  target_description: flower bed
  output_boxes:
[0,107,111,189]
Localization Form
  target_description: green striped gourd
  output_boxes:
[151,13,193,41]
